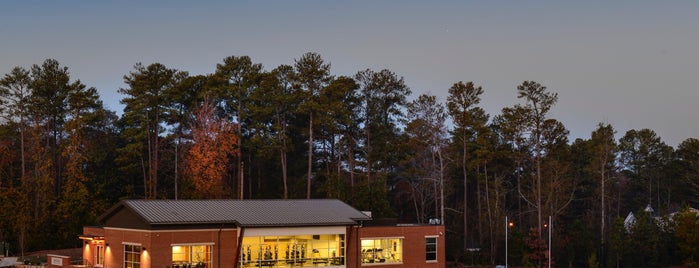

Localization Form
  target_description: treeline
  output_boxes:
[1,53,698,267]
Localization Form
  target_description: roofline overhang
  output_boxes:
[78,234,105,240]
[238,222,364,228]
[147,221,362,228]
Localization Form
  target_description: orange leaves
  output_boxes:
[185,100,239,198]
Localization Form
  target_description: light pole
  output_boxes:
[505,216,508,268]
[506,217,514,267]
[542,216,552,268]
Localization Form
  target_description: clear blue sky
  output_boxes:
[2,1,698,146]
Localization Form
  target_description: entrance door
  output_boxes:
[95,245,105,267]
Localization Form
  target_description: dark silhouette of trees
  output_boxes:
[1,55,698,268]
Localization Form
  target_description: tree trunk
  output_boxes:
[307,112,313,199]
[142,157,147,198]
[175,137,178,200]
[438,144,445,224]
[462,133,469,251]
[238,101,244,199]
[281,148,288,199]
[277,112,289,199]
[20,115,26,182]
[477,162,483,245]
[153,109,160,199]
[484,162,494,263]
[601,151,606,257]
[349,138,356,192]
[366,126,373,182]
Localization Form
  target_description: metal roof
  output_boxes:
[106,199,371,227]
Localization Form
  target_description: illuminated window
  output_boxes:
[240,234,345,267]
[360,238,402,264]
[172,245,212,268]
[124,244,141,268]
[425,236,437,262]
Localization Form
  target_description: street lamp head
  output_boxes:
[508,221,514,228]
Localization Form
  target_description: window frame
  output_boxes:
[171,243,213,268]
[239,234,346,268]
[425,236,438,263]
[123,244,142,268]
[360,237,404,265]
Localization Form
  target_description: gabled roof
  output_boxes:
[98,199,372,228]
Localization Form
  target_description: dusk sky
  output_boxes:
[2,1,698,146]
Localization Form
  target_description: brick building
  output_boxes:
[80,199,444,268]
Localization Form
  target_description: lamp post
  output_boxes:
[542,216,552,268]
[505,217,514,267]
[505,216,508,268]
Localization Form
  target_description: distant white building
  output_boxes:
[0,257,19,268]
[624,204,656,231]
[624,204,699,232]
[668,207,699,220]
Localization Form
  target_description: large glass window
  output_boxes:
[240,234,344,267]
[124,244,141,268]
[425,236,437,262]
[172,245,212,268]
[360,238,402,264]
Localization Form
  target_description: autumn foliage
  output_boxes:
[186,100,239,198]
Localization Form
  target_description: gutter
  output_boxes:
[232,227,245,268]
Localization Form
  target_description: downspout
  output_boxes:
[347,226,353,268]
[354,225,360,268]
[218,224,222,268]
[233,227,245,268]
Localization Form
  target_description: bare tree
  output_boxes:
[405,94,448,222]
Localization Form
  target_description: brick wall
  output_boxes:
[86,228,239,268]
[356,225,445,268]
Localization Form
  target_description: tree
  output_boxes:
[249,65,299,199]
[398,138,434,224]
[23,120,54,252]
[1,59,118,253]
[608,216,628,268]
[405,93,448,222]
[28,59,77,194]
[446,81,484,253]
[354,69,411,184]
[186,99,239,198]
[525,226,549,267]
[627,209,660,267]
[674,206,699,265]
[492,105,532,237]
[294,52,332,199]
[118,62,188,199]
[517,80,558,238]
[618,129,673,211]
[163,74,206,199]
[316,76,360,198]
[56,82,104,248]
[0,67,31,182]
[677,138,699,206]
[214,55,262,199]
[589,123,617,258]
[539,119,574,214]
